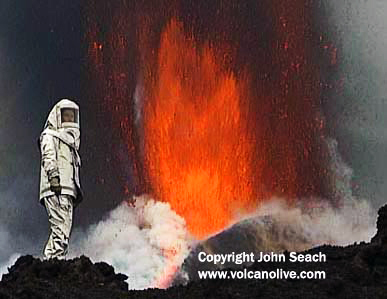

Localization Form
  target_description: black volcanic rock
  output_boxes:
[180,214,316,281]
[0,255,128,299]
[371,204,387,245]
[1,205,387,299]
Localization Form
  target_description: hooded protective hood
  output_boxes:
[43,99,80,150]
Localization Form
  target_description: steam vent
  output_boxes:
[1,204,387,299]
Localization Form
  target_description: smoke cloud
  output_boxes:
[323,0,387,209]
[0,254,20,280]
[241,196,376,249]
[233,137,377,249]
[71,195,194,290]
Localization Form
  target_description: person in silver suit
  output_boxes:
[38,99,83,259]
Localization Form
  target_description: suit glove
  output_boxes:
[49,176,61,195]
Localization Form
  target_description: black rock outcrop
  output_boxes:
[0,255,128,299]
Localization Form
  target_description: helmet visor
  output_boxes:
[60,108,79,126]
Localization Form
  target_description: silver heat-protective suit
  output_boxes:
[38,99,83,260]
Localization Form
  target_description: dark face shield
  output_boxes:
[60,108,79,127]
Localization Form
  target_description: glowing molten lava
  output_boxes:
[143,20,260,239]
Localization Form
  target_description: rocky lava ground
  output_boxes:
[1,205,387,299]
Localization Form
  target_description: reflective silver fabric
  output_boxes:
[43,194,74,259]
[39,99,82,202]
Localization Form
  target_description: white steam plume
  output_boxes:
[0,254,20,280]
[245,196,376,249]
[233,137,377,250]
[71,194,194,290]
[0,226,21,278]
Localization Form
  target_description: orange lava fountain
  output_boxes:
[142,20,261,239]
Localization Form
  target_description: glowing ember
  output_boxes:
[142,20,260,239]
